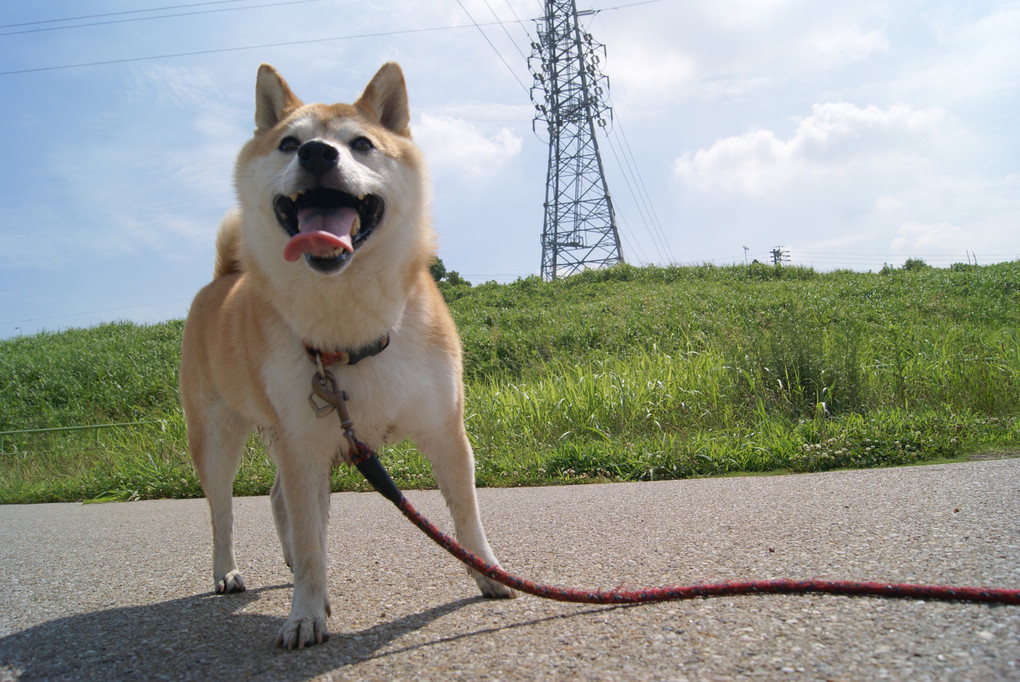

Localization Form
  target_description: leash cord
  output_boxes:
[350,446,1020,606]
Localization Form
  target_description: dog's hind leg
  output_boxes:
[269,468,293,570]
[262,429,294,569]
[188,401,250,594]
[421,427,515,599]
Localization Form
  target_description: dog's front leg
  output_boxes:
[273,444,333,649]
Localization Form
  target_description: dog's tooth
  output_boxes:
[289,192,299,202]
[351,214,360,236]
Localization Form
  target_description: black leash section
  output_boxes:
[348,443,1020,607]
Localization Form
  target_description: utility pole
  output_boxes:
[770,247,789,266]
[530,0,623,280]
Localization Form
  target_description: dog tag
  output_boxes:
[308,392,335,418]
[309,371,339,418]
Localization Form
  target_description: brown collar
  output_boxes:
[304,334,390,367]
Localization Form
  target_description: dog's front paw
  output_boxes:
[215,570,246,594]
[475,573,516,599]
[276,615,329,650]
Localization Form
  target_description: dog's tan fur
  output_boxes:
[180,63,512,650]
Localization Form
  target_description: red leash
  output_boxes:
[349,441,1020,607]
[307,349,1020,606]
[393,495,1020,605]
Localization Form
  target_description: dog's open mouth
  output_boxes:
[273,188,384,273]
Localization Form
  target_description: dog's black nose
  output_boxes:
[298,140,339,177]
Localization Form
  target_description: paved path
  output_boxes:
[2,459,1018,680]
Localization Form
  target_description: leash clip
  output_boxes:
[308,365,362,462]
[308,350,336,417]
[309,368,346,419]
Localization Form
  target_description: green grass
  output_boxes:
[2,261,1019,503]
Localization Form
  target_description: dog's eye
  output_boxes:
[350,136,374,153]
[278,136,301,153]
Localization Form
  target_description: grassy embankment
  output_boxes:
[1,261,1018,503]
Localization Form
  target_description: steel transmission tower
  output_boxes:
[530,0,623,280]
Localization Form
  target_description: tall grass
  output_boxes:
[2,262,1019,502]
[0,321,183,429]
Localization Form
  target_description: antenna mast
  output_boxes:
[530,0,623,280]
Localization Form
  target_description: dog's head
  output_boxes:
[235,63,430,279]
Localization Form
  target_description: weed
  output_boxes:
[2,262,1019,502]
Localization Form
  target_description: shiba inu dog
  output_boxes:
[179,62,513,650]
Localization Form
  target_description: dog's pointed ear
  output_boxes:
[254,64,302,132]
[355,63,410,137]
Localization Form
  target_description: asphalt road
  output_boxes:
[1,459,1018,680]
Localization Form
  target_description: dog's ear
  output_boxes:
[355,63,410,137]
[254,64,302,132]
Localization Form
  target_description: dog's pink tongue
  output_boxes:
[283,206,356,262]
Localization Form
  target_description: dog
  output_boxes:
[179,62,514,650]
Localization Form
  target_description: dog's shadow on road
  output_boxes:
[0,585,621,679]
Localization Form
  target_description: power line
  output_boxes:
[1,0,655,32]
[589,0,666,12]
[603,129,666,264]
[455,0,531,95]
[0,0,256,29]
[502,0,538,43]
[4,0,671,279]
[613,118,675,262]
[481,0,531,63]
[0,21,507,76]
[0,0,322,38]
[603,117,676,264]
[1,3,653,77]
[613,213,652,265]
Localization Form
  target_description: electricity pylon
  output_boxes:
[530,0,623,280]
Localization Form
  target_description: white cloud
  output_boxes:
[795,102,945,161]
[673,128,800,196]
[668,96,1020,267]
[891,222,970,252]
[673,102,947,196]
[413,113,523,179]
[603,41,697,105]
[694,0,793,28]
[875,195,905,213]
[800,24,889,66]
[128,65,223,107]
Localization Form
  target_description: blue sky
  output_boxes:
[1,0,1018,337]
